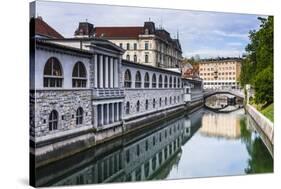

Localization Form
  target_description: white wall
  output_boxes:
[34,48,91,89]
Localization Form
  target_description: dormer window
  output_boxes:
[145,28,149,35]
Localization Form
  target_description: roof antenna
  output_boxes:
[177,29,179,40]
[149,17,151,21]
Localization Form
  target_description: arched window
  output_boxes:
[136,101,140,112]
[159,98,162,107]
[174,77,177,88]
[72,62,87,88]
[44,57,63,88]
[174,96,176,104]
[169,76,172,88]
[126,54,130,61]
[135,71,142,88]
[152,74,156,88]
[164,76,168,88]
[134,55,137,63]
[178,78,180,88]
[153,98,156,108]
[145,99,149,110]
[158,75,163,88]
[126,102,130,114]
[76,107,83,125]
[49,110,58,131]
[144,72,150,88]
[165,97,167,105]
[124,69,132,88]
[170,96,172,104]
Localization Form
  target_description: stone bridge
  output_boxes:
[203,89,245,99]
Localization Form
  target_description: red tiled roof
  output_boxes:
[95,27,143,38]
[34,17,64,39]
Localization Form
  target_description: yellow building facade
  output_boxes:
[198,59,241,89]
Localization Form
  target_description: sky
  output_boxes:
[34,1,267,58]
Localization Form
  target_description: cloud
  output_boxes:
[227,42,244,47]
[213,30,248,39]
[184,48,244,58]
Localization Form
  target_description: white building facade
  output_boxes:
[74,21,183,68]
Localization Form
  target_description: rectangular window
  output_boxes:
[145,54,149,63]
[145,42,149,50]
[134,43,137,50]
[119,43,123,48]
[126,43,130,50]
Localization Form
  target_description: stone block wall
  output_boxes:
[34,89,92,138]
[123,89,183,119]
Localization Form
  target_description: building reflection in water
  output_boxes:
[36,110,203,187]
[199,112,241,139]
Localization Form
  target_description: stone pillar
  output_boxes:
[119,102,122,121]
[99,55,104,88]
[109,103,112,124]
[93,105,98,127]
[116,102,120,121]
[118,57,122,88]
[110,57,114,88]
[111,103,115,123]
[114,58,118,88]
[100,104,104,127]
[114,103,117,122]
[94,54,98,88]
[112,59,115,88]
[104,56,109,88]
[103,104,107,125]
[106,103,110,124]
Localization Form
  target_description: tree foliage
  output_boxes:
[240,16,273,104]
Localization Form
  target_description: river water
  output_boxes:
[36,107,273,187]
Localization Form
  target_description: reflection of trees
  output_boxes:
[245,137,273,173]
[240,118,252,149]
[240,117,273,173]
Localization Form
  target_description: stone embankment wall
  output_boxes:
[245,104,274,145]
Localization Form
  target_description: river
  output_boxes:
[35,107,273,186]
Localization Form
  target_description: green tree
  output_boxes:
[240,16,273,104]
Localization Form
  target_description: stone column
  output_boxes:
[93,105,98,128]
[103,104,107,125]
[104,56,109,88]
[116,103,119,122]
[119,102,122,121]
[109,103,112,124]
[112,59,115,88]
[100,104,104,127]
[114,103,117,122]
[106,103,110,124]
[114,58,118,88]
[94,54,98,88]
[110,57,114,88]
[99,55,104,88]
[118,57,122,88]
[111,103,115,123]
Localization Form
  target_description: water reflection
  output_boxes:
[200,113,241,139]
[35,109,273,187]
